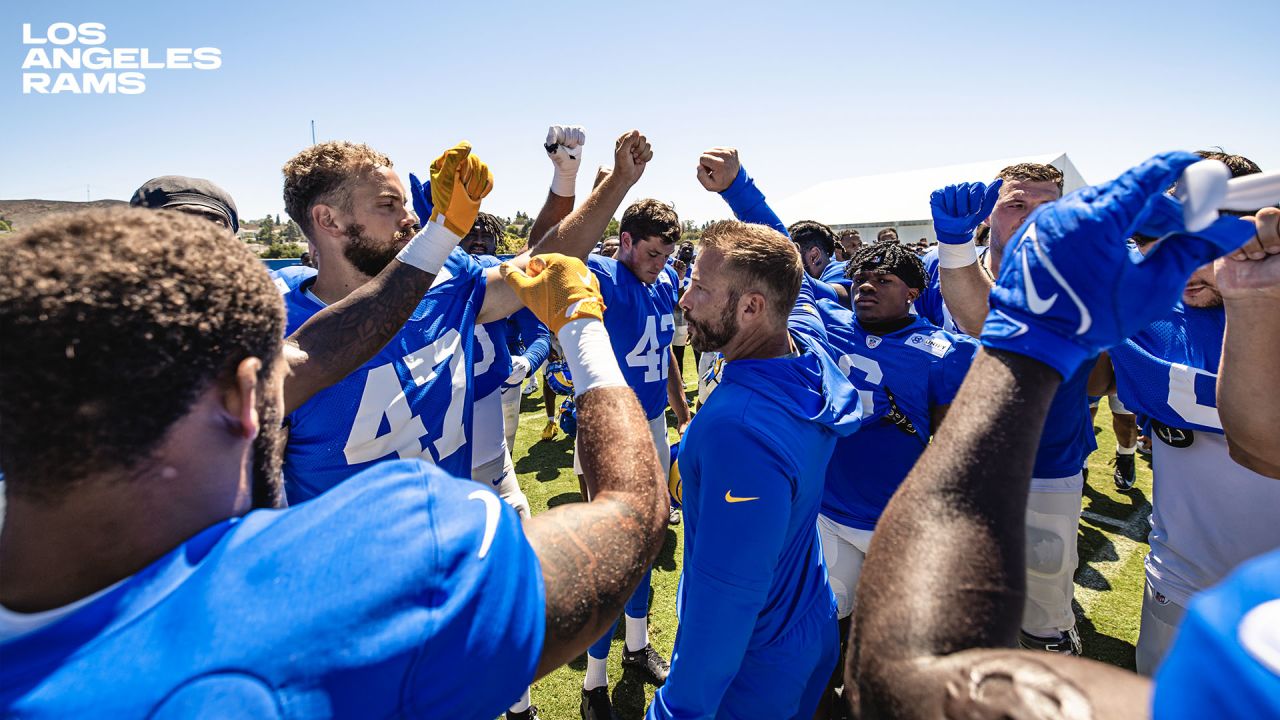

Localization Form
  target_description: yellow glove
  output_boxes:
[500,254,605,335]
[430,141,494,237]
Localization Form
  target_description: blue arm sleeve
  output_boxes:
[514,308,551,372]
[649,427,793,719]
[719,167,787,236]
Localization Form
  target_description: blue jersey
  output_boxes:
[0,460,545,719]
[588,255,678,420]
[912,246,1093,479]
[1110,303,1225,436]
[470,255,514,401]
[819,258,848,285]
[818,304,977,530]
[1154,548,1280,719]
[650,310,860,718]
[278,248,487,503]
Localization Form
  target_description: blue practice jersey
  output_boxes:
[912,246,1093,479]
[470,255,514,401]
[278,248,487,503]
[818,303,977,530]
[588,254,678,420]
[650,308,860,718]
[0,460,545,719]
[1110,303,1225,436]
[820,258,849,285]
[1154,548,1280,719]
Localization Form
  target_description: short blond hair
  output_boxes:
[699,220,803,323]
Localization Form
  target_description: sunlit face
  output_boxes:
[988,179,1061,252]
[679,248,740,354]
[618,233,675,284]
[250,353,288,510]
[851,269,920,324]
[338,167,416,277]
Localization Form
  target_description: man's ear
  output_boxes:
[739,291,768,324]
[906,287,922,304]
[619,231,633,251]
[311,204,341,238]
[221,357,262,441]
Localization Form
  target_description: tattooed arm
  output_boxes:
[524,385,667,678]
[282,259,435,415]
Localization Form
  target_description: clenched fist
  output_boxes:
[697,147,741,193]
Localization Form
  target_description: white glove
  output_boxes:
[505,355,533,386]
[545,125,586,197]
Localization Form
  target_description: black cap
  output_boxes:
[129,175,239,233]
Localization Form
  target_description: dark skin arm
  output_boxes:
[283,258,437,415]
[524,191,575,252]
[524,386,667,678]
[848,349,1150,719]
[1086,352,1116,397]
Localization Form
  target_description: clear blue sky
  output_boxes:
[5,0,1278,225]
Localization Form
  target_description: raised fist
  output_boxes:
[1217,207,1280,301]
[428,141,494,237]
[697,147,741,193]
[930,180,1002,245]
[612,130,652,186]
[546,125,586,197]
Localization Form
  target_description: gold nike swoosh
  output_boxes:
[724,490,759,503]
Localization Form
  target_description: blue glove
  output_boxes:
[408,172,433,228]
[981,151,1256,378]
[930,180,1002,244]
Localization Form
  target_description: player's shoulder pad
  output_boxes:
[270,264,317,295]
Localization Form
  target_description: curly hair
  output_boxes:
[845,240,928,290]
[0,207,285,500]
[469,211,507,239]
[997,163,1064,194]
[283,141,392,237]
[699,220,803,323]
[788,220,836,257]
[621,198,680,245]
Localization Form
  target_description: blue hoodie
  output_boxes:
[650,317,861,718]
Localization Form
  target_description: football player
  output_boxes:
[928,166,1095,654]
[846,151,1269,719]
[647,219,860,719]
[1101,151,1280,675]
[576,197,692,720]
[0,211,668,718]
[275,128,651,504]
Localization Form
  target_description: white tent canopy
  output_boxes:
[773,153,1087,244]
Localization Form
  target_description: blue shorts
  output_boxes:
[717,601,838,719]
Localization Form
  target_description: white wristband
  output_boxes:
[557,318,627,396]
[937,240,979,269]
[395,218,459,275]
[550,169,577,198]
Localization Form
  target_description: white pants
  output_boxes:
[1135,578,1187,677]
[471,448,530,519]
[575,413,670,479]
[501,384,522,454]
[1021,482,1083,637]
[817,514,874,619]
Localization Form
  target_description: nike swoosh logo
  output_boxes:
[579,271,593,286]
[1020,227,1058,315]
[724,490,759,503]
[565,298,587,318]
[467,490,501,559]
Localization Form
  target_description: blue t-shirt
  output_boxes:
[1111,303,1225,436]
[0,460,545,719]
[913,246,1093,478]
[588,254,679,420]
[1154,548,1280,719]
[278,248,487,503]
[650,307,860,718]
[819,304,977,529]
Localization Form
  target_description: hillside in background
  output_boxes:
[0,199,129,230]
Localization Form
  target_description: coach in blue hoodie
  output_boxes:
[648,220,862,719]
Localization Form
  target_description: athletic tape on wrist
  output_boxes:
[557,318,627,395]
[937,240,979,269]
[395,219,459,275]
[550,168,577,198]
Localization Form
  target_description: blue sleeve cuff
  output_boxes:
[979,309,1091,381]
[719,167,787,235]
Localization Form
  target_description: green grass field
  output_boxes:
[510,354,1152,719]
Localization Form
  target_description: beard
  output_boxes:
[687,291,740,355]
[250,397,286,509]
[343,223,411,277]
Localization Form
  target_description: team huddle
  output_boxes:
[1,124,1278,720]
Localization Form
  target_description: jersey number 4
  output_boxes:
[626,314,675,383]
[344,329,468,465]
